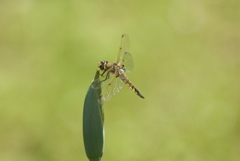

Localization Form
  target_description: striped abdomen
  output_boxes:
[118,72,144,99]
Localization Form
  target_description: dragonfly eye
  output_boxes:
[98,61,105,70]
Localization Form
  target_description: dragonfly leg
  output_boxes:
[100,72,110,83]
[100,70,106,76]
[92,69,110,89]
[100,65,114,77]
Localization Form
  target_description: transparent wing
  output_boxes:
[116,34,134,72]
[119,52,134,72]
[119,34,130,58]
[99,74,124,104]
[91,71,124,104]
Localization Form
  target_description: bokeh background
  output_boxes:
[1,0,240,161]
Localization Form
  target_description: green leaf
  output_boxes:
[83,71,104,161]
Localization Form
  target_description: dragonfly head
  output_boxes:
[98,60,108,70]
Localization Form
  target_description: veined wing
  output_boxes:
[99,73,125,104]
[117,34,134,72]
[91,71,124,104]
[119,52,134,72]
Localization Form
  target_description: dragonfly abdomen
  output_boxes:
[119,73,144,99]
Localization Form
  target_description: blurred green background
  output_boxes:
[1,0,240,161]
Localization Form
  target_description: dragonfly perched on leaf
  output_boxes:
[92,34,144,104]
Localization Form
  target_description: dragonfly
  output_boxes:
[92,34,144,104]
